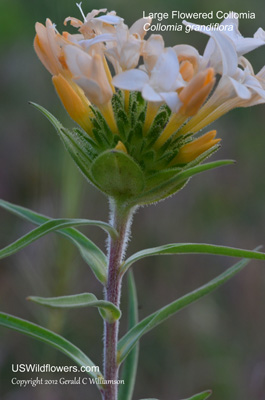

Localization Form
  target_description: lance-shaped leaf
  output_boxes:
[181,390,212,400]
[0,218,116,260]
[28,293,121,323]
[138,390,212,400]
[121,243,265,276]
[0,312,104,389]
[117,256,253,364]
[0,200,111,284]
[133,159,234,205]
[118,271,139,400]
[29,102,97,184]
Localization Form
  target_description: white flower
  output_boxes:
[178,58,265,136]
[113,48,185,112]
[105,19,150,73]
[64,8,123,37]
[209,56,265,105]
[63,44,113,106]
[183,14,265,77]
[217,15,265,56]
[34,19,68,76]
[183,20,238,76]
[229,60,265,106]
[142,34,165,73]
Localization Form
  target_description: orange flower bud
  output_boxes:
[173,130,221,164]
[52,74,93,134]
[115,141,127,153]
[179,68,215,116]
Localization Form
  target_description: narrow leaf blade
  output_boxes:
[121,243,265,275]
[181,390,212,400]
[174,160,234,182]
[29,102,63,134]
[0,218,117,259]
[28,293,121,323]
[0,200,109,284]
[118,257,251,364]
[134,160,234,204]
[0,312,104,388]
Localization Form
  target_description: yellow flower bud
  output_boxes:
[115,141,127,153]
[179,68,215,116]
[52,74,93,134]
[173,130,221,164]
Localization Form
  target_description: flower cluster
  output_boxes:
[34,6,265,203]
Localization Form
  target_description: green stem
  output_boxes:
[102,200,135,400]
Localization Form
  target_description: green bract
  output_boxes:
[30,94,229,206]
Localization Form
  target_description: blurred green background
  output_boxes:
[0,0,265,399]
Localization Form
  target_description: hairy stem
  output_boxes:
[102,200,134,400]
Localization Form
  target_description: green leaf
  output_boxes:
[28,293,121,323]
[138,390,212,400]
[117,256,253,364]
[121,243,265,276]
[0,312,104,389]
[91,150,145,199]
[30,102,97,183]
[29,102,64,134]
[0,199,108,284]
[134,159,234,205]
[173,159,234,182]
[118,271,139,400]
[181,390,212,400]
[0,218,116,260]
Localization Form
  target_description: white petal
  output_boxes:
[235,38,265,56]
[254,27,265,41]
[257,65,265,79]
[173,44,200,60]
[220,14,239,29]
[160,92,182,112]
[150,48,180,91]
[64,45,90,77]
[142,84,163,102]
[209,31,238,76]
[220,15,240,42]
[112,69,149,90]
[244,74,263,89]
[75,76,99,95]
[85,9,107,20]
[79,33,117,49]
[229,77,251,99]
[183,20,238,76]
[129,17,151,38]
[174,76,186,91]
[143,34,165,72]
[119,40,142,69]
[248,85,265,99]
[145,34,164,53]
[96,15,123,24]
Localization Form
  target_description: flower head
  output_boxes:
[33,8,265,204]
